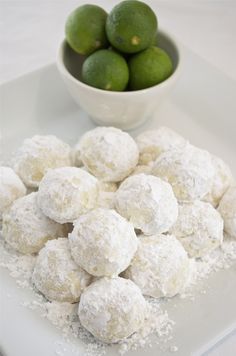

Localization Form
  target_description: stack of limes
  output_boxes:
[65,0,173,91]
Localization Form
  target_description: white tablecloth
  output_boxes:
[0,1,235,355]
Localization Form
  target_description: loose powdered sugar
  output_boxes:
[117,298,175,355]
[198,236,236,275]
[1,126,236,356]
[0,236,36,288]
[0,230,174,355]
[1,230,236,355]
[21,296,174,356]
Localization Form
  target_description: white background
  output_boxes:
[0,0,235,355]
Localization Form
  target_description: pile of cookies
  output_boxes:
[0,126,235,343]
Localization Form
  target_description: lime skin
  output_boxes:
[106,0,158,54]
[128,46,173,90]
[82,49,129,91]
[65,4,109,55]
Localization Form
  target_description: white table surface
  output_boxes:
[0,1,235,355]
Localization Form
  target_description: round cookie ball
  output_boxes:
[218,186,236,238]
[115,173,178,235]
[2,192,68,254]
[203,155,234,207]
[78,277,147,343]
[69,208,138,277]
[170,200,224,258]
[79,127,139,182]
[32,238,92,302]
[37,167,99,224]
[13,135,72,188]
[152,143,215,202]
[124,234,194,298]
[0,166,26,219]
[136,126,187,165]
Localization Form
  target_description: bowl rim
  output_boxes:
[57,29,181,96]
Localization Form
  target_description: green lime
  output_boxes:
[106,0,158,54]
[65,4,108,55]
[82,49,129,91]
[128,46,173,90]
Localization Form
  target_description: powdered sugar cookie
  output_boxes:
[79,127,139,182]
[152,143,215,202]
[136,126,186,165]
[69,208,138,277]
[203,155,233,207]
[13,135,72,187]
[124,234,194,298]
[37,167,99,224]
[170,200,224,257]
[2,192,68,254]
[78,277,147,343]
[32,238,91,302]
[115,174,178,235]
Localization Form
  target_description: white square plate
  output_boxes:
[0,42,236,356]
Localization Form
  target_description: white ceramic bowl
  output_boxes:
[57,30,181,130]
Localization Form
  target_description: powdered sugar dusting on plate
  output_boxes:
[1,229,236,355]
[0,234,36,288]
[195,236,236,280]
